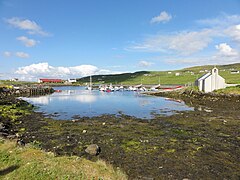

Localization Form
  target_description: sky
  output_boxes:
[0,0,240,81]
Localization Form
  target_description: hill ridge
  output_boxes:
[77,63,240,85]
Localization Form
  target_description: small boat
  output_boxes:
[106,89,112,93]
[86,86,92,90]
[55,89,62,92]
[139,87,147,91]
[99,86,106,91]
[119,85,124,90]
[114,86,120,91]
[86,75,93,90]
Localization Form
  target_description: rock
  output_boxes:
[7,135,17,139]
[75,157,81,161]
[17,139,25,146]
[0,132,9,137]
[85,144,101,156]
[82,130,87,134]
[0,123,5,131]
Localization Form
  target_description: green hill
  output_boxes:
[77,63,240,85]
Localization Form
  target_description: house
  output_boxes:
[230,70,239,74]
[68,78,77,83]
[10,78,19,82]
[38,78,63,83]
[195,67,225,92]
[175,72,180,76]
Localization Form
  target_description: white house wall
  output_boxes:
[217,75,225,89]
[204,76,212,92]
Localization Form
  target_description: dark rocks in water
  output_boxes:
[85,144,101,156]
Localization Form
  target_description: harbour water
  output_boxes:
[22,86,193,120]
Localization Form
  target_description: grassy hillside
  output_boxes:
[0,139,126,179]
[77,63,240,85]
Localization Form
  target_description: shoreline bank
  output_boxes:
[0,90,239,179]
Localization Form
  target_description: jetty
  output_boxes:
[0,85,54,97]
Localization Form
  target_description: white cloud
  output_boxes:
[129,29,215,55]
[151,11,172,24]
[15,62,113,81]
[17,36,38,47]
[128,14,240,57]
[165,43,239,66]
[215,43,238,57]
[165,55,239,66]
[225,24,240,42]
[15,52,29,58]
[138,60,154,67]
[197,14,240,28]
[6,17,49,36]
[3,51,11,57]
[165,57,205,65]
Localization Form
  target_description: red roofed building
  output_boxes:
[38,78,63,83]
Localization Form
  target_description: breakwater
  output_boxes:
[0,86,54,97]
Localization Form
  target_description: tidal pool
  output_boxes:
[22,86,193,120]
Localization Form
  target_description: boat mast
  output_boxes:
[90,75,92,88]
[158,76,161,86]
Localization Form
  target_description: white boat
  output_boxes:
[114,86,120,91]
[119,85,124,90]
[86,86,92,90]
[139,87,147,91]
[99,86,105,91]
[128,86,133,91]
[150,84,160,91]
[86,75,92,90]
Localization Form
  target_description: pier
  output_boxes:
[0,85,54,97]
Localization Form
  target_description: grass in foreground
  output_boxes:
[0,138,127,180]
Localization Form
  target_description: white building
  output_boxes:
[68,78,77,83]
[230,70,239,74]
[10,78,18,82]
[195,67,226,92]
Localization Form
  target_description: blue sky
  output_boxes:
[0,0,240,81]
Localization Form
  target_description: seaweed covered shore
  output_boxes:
[0,90,240,179]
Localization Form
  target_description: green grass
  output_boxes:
[0,101,33,122]
[214,85,240,95]
[77,63,240,85]
[0,80,36,86]
[0,139,127,179]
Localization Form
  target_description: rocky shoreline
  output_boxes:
[0,90,240,179]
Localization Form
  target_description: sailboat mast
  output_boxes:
[90,76,92,87]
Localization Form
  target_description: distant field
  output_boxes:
[77,63,240,85]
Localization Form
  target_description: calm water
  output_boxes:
[22,86,193,120]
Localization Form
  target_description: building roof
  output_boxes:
[40,79,62,82]
[197,72,211,81]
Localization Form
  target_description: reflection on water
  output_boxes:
[22,86,193,120]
